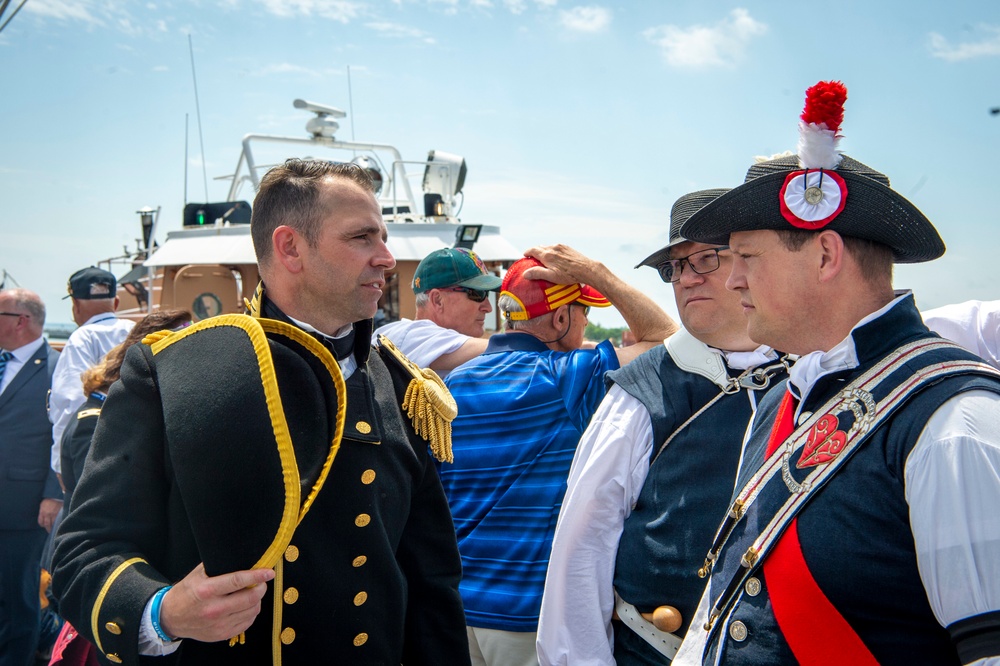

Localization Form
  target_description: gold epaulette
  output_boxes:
[377,335,457,463]
[141,330,174,346]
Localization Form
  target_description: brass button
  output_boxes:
[285,545,299,562]
[352,555,367,568]
[284,587,299,604]
[106,655,123,664]
[354,591,368,606]
[744,577,761,597]
[105,622,122,635]
[353,632,368,646]
[355,513,371,527]
[361,469,376,485]
[356,421,372,434]
[280,627,296,645]
[729,620,748,642]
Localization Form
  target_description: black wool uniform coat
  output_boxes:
[52,312,470,666]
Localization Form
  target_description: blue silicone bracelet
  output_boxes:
[150,585,174,642]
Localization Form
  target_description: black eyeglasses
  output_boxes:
[443,287,490,303]
[657,247,729,283]
[573,304,591,317]
[0,312,28,319]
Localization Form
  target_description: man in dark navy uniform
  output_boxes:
[673,82,1000,666]
[53,159,470,665]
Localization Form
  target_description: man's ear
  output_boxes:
[815,230,845,283]
[272,226,304,274]
[551,304,570,328]
[425,289,444,312]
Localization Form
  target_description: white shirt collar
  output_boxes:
[788,291,910,402]
[82,311,117,326]
[6,335,45,362]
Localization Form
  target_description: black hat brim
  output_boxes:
[679,170,945,264]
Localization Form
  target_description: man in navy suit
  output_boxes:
[0,288,63,666]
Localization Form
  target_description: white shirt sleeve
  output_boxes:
[536,385,654,666]
[906,389,1000,666]
[49,334,92,472]
[138,592,182,655]
[922,300,1000,370]
[375,320,470,374]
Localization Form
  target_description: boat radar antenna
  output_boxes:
[293,99,347,139]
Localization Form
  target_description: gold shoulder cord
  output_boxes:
[377,335,457,463]
[140,283,346,661]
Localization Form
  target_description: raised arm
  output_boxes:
[523,244,677,365]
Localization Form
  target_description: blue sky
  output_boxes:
[2,0,999,327]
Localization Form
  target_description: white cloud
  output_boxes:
[643,8,766,68]
[535,0,558,7]
[559,5,610,33]
[24,0,101,24]
[470,0,493,7]
[365,21,436,44]
[252,62,328,77]
[254,0,363,22]
[928,25,1000,62]
[504,0,527,15]
[23,0,171,36]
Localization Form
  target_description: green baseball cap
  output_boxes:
[412,248,503,294]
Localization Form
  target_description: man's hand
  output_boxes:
[159,563,275,642]
[522,244,598,286]
[38,498,62,533]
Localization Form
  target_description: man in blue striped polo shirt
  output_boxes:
[442,244,677,666]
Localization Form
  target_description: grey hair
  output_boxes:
[414,292,431,308]
[497,293,550,333]
[3,288,45,325]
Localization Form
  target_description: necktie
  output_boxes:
[0,350,13,386]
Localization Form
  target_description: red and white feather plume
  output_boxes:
[779,80,849,228]
[796,80,847,170]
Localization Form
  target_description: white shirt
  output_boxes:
[0,336,45,395]
[374,319,470,378]
[674,296,1000,666]
[536,335,775,666]
[922,299,1000,370]
[49,312,134,472]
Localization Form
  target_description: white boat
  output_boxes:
[108,98,520,329]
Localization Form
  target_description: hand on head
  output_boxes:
[522,244,597,285]
[159,563,275,642]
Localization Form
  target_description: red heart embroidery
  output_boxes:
[797,413,847,468]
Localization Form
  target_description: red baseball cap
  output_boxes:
[500,257,610,321]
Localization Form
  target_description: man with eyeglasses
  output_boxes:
[376,247,502,378]
[0,288,63,666]
[442,244,678,666]
[536,190,789,665]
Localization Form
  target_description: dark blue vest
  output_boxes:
[609,343,786,665]
[704,296,1000,666]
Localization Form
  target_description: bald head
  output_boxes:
[0,288,45,350]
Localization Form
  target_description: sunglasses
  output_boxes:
[443,286,490,303]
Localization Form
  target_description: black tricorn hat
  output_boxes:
[146,315,345,576]
[635,188,731,270]
[680,81,945,264]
